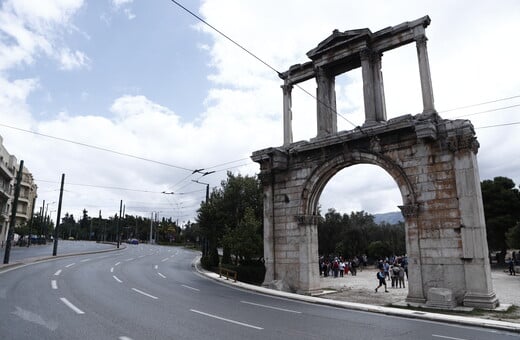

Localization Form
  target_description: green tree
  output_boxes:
[222,207,262,264]
[481,177,520,261]
[506,222,520,249]
[197,172,263,267]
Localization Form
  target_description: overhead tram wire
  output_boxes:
[438,94,520,114]
[168,0,363,134]
[0,123,195,173]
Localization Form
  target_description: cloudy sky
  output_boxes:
[0,0,519,225]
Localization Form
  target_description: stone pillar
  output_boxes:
[452,138,499,309]
[282,82,293,147]
[260,173,275,286]
[360,49,376,123]
[315,67,337,137]
[295,215,321,294]
[415,34,435,114]
[399,204,426,304]
[372,52,387,122]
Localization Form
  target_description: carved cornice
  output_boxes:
[398,204,420,218]
[295,214,323,225]
[446,135,480,154]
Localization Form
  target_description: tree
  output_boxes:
[481,177,520,261]
[222,207,262,264]
[196,172,263,267]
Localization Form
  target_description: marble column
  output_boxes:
[360,49,376,123]
[415,35,435,114]
[315,67,337,137]
[372,52,387,122]
[282,83,293,147]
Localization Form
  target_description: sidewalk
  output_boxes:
[195,260,520,333]
[317,267,520,322]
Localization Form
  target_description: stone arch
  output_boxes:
[300,150,416,217]
[252,17,498,309]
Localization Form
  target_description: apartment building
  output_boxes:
[0,135,38,244]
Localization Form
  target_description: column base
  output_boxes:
[463,291,499,309]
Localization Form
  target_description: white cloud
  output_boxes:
[1,0,519,223]
[58,48,90,70]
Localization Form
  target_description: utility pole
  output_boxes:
[117,200,122,248]
[40,199,45,239]
[52,174,65,256]
[149,212,153,244]
[3,161,24,264]
[192,180,210,258]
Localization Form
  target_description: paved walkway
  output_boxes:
[318,267,520,322]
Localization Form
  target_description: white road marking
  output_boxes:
[161,258,168,262]
[60,298,85,314]
[80,258,91,262]
[158,272,166,279]
[190,309,262,330]
[181,284,200,292]
[113,275,123,283]
[125,258,135,262]
[131,288,158,300]
[154,265,158,270]
[432,335,467,340]
[170,255,175,258]
[240,301,301,313]
[115,262,121,266]
[51,280,58,290]
[138,255,146,258]
[65,263,75,268]
[54,270,62,276]
[119,337,133,340]
[110,267,114,273]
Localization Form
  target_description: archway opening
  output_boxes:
[316,164,409,302]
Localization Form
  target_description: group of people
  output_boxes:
[375,257,407,293]
[319,255,367,278]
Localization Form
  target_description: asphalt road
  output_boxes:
[0,244,518,340]
[2,240,116,263]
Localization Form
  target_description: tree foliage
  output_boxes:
[197,172,263,267]
[481,177,520,256]
[318,209,405,260]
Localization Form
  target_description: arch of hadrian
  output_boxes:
[251,16,498,309]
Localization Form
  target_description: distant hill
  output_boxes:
[373,211,403,225]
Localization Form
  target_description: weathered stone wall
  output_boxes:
[252,113,498,308]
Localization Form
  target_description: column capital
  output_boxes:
[281,83,293,93]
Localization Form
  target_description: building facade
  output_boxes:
[0,135,38,245]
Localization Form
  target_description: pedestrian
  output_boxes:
[391,264,399,288]
[508,257,516,276]
[375,268,388,293]
[339,260,345,277]
[398,265,406,288]
[383,261,390,280]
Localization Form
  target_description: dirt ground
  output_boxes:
[317,267,520,323]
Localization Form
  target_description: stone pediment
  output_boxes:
[307,28,371,60]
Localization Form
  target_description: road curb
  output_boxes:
[193,257,520,334]
[0,242,126,273]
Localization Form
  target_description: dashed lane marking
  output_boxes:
[190,309,262,330]
[113,275,123,283]
[60,298,85,314]
[240,301,301,314]
[110,267,114,273]
[65,263,75,268]
[131,288,158,300]
[181,285,200,292]
[158,273,166,279]
[51,280,58,290]
[54,270,62,276]
[115,262,121,266]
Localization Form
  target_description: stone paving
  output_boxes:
[318,267,520,322]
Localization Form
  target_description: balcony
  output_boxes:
[0,161,13,180]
